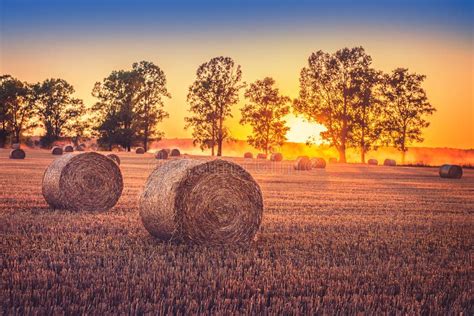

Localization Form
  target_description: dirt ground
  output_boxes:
[1,149,472,314]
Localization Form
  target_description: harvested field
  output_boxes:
[0,149,472,314]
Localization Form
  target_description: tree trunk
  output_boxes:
[360,149,365,164]
[402,151,406,165]
[144,134,148,152]
[338,147,347,163]
[217,116,223,157]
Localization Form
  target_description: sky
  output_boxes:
[1,0,473,149]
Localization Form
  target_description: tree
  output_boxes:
[186,56,244,156]
[133,61,171,151]
[241,77,290,154]
[33,78,85,147]
[294,47,372,163]
[380,68,435,163]
[352,68,384,163]
[0,75,37,145]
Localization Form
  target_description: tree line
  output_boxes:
[0,46,435,163]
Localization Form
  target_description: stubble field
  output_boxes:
[1,150,473,314]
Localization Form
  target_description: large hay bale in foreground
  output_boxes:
[106,153,121,166]
[270,153,283,162]
[63,145,74,153]
[384,159,396,166]
[439,164,463,179]
[136,147,145,154]
[311,157,326,169]
[139,159,263,245]
[244,152,253,159]
[155,149,168,160]
[42,152,123,211]
[257,153,267,160]
[9,148,25,159]
[51,146,63,155]
[368,159,378,165]
[294,156,312,170]
[170,148,181,157]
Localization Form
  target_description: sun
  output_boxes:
[286,115,325,144]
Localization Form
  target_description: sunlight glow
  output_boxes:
[285,115,326,144]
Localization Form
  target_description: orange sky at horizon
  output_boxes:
[1,28,473,149]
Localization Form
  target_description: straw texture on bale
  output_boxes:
[243,152,253,159]
[439,164,463,179]
[136,147,145,154]
[294,156,312,170]
[270,153,283,162]
[106,153,121,165]
[170,148,181,157]
[63,145,74,152]
[384,159,397,166]
[155,149,168,160]
[368,159,378,165]
[42,152,123,212]
[51,147,63,155]
[328,157,338,164]
[311,157,326,169]
[257,153,267,160]
[139,159,264,245]
[9,148,25,159]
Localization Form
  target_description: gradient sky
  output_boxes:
[1,0,473,148]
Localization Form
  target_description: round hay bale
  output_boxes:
[328,157,338,164]
[51,146,63,155]
[243,152,253,159]
[256,153,267,160]
[384,159,397,166]
[11,143,20,149]
[294,156,312,170]
[107,153,121,166]
[139,159,263,245]
[270,152,283,162]
[170,148,181,157]
[164,148,171,155]
[311,157,326,169]
[42,152,123,211]
[439,164,463,179]
[75,144,85,151]
[368,159,378,165]
[9,148,25,159]
[155,149,168,160]
[136,147,145,154]
[63,145,74,153]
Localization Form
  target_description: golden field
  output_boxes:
[1,150,472,314]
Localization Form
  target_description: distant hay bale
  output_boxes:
[294,156,312,170]
[328,157,338,164]
[164,148,171,155]
[384,159,397,166]
[270,153,283,162]
[257,153,267,160]
[311,157,326,169]
[75,144,85,151]
[439,164,463,179]
[107,153,121,166]
[368,159,378,165]
[9,148,25,159]
[136,147,145,154]
[11,143,20,149]
[139,159,263,245]
[42,152,123,212]
[155,149,168,160]
[244,152,253,159]
[170,148,181,157]
[51,146,63,155]
[63,145,74,152]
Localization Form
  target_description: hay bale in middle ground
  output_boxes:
[51,146,63,155]
[63,145,74,153]
[384,159,397,166]
[139,159,263,245]
[170,148,181,157]
[257,153,267,160]
[244,152,253,159]
[42,152,123,212]
[311,157,326,169]
[294,156,312,170]
[136,147,145,154]
[155,149,168,160]
[368,159,378,165]
[9,148,25,159]
[270,153,283,162]
[439,164,463,179]
[106,153,121,165]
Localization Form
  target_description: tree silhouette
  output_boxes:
[380,68,435,163]
[33,78,84,147]
[186,56,244,156]
[0,75,37,145]
[294,47,372,163]
[241,77,290,155]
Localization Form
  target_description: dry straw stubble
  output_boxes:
[140,159,264,245]
[42,152,123,211]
